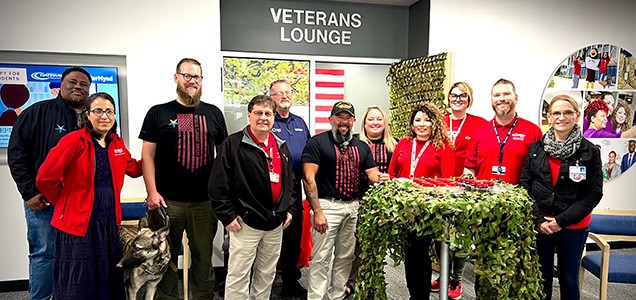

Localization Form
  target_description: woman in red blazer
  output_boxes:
[36,92,142,300]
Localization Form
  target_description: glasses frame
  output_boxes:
[88,108,116,117]
[179,72,203,83]
[549,110,577,118]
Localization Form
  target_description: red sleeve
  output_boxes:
[122,144,142,178]
[35,134,81,205]
[388,138,407,179]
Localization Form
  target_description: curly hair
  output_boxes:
[409,102,452,150]
[611,101,632,133]
[584,99,610,124]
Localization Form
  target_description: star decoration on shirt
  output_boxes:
[169,119,178,128]
[54,124,66,133]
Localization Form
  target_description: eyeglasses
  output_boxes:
[251,110,274,118]
[549,110,577,118]
[271,91,292,97]
[89,108,116,117]
[179,73,203,83]
[448,93,469,101]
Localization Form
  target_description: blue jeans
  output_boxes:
[572,75,580,88]
[23,202,55,300]
[536,227,589,300]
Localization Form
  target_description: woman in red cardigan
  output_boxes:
[388,102,455,300]
[36,92,142,300]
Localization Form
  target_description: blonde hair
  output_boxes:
[359,106,397,152]
[448,81,475,108]
[409,102,452,150]
[549,94,580,112]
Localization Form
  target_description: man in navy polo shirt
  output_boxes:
[302,101,385,300]
[269,80,311,297]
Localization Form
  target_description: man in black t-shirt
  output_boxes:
[301,101,386,300]
[139,58,227,299]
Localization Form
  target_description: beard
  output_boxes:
[331,127,353,153]
[176,84,202,107]
[493,101,515,117]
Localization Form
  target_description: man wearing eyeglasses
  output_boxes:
[209,95,296,299]
[139,58,228,299]
[464,78,542,185]
[268,79,311,297]
[8,67,91,300]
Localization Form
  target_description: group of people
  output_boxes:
[8,58,605,300]
[572,47,612,89]
[583,92,636,139]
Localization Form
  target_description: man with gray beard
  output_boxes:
[301,101,386,300]
[139,58,228,299]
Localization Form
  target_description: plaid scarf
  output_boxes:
[543,124,582,160]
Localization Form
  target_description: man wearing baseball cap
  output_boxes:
[301,101,386,299]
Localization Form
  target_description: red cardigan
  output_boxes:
[36,128,142,237]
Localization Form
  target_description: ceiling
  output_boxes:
[322,0,420,7]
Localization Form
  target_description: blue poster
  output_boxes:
[0,64,120,147]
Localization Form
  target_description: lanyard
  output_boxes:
[448,116,467,144]
[261,146,274,172]
[492,117,519,166]
[410,139,430,178]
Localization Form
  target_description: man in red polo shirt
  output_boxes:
[209,95,296,299]
[464,78,542,184]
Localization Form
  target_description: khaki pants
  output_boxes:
[308,199,359,300]
[225,219,283,300]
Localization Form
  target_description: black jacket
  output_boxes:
[519,137,603,227]
[8,95,81,201]
[209,127,296,231]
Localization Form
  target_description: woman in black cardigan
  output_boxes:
[520,94,603,300]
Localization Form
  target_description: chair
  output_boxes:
[579,210,636,300]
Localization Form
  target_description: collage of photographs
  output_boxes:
[541,43,636,181]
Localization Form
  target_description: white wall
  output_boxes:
[0,0,221,281]
[430,0,636,210]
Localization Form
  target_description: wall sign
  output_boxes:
[221,0,408,58]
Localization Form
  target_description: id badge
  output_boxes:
[491,165,506,175]
[569,166,586,182]
[269,172,280,183]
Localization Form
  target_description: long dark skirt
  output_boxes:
[53,144,125,300]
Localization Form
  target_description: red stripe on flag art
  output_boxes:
[313,68,344,135]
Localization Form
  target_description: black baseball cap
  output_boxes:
[330,101,355,117]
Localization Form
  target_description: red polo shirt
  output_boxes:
[247,127,283,204]
[444,113,488,176]
[464,115,542,184]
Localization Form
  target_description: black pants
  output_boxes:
[404,232,432,300]
[280,182,304,285]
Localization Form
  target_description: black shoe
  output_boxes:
[280,280,307,298]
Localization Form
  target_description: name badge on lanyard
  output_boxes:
[569,166,586,182]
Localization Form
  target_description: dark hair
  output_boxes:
[176,58,202,75]
[247,95,276,113]
[61,67,92,83]
[492,78,517,95]
[82,92,118,142]
[408,102,451,150]
[269,79,289,91]
[609,151,617,157]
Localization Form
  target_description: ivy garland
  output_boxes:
[355,180,544,300]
